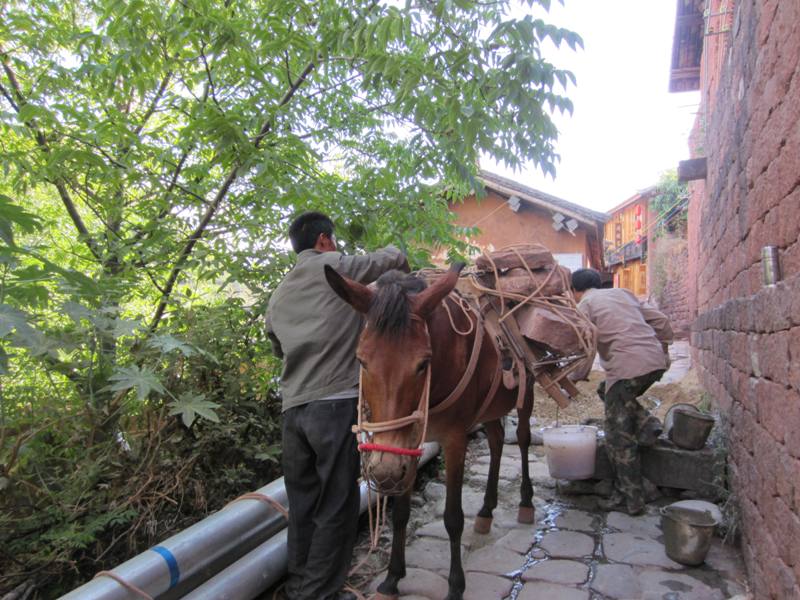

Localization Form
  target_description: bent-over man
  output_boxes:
[571,268,673,516]
[266,211,408,600]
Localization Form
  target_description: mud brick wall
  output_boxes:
[687,1,800,597]
[649,235,691,338]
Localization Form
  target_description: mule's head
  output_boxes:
[325,263,464,494]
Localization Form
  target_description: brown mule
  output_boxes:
[325,263,535,600]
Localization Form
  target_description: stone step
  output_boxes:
[591,438,723,499]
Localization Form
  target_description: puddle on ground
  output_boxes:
[504,501,602,600]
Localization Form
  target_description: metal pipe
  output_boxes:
[180,530,289,600]
[182,442,441,600]
[58,479,290,600]
[59,443,440,600]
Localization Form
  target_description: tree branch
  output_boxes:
[147,167,238,332]
[1,47,102,262]
[148,58,319,333]
[253,60,316,147]
[0,79,19,111]
[199,46,223,112]
[132,71,172,140]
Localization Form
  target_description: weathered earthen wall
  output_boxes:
[650,234,691,338]
[450,191,595,266]
[688,1,800,597]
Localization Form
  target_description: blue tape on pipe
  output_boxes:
[151,546,180,589]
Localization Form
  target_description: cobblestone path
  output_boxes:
[355,435,748,600]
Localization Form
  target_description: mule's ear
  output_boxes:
[324,264,373,314]
[413,262,466,318]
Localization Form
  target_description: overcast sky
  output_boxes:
[483,0,701,212]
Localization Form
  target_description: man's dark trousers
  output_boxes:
[282,397,360,600]
[598,369,664,512]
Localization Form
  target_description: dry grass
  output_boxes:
[531,368,705,427]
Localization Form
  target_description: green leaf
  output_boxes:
[147,334,197,356]
[167,392,220,428]
[111,317,141,339]
[0,194,41,245]
[0,304,29,338]
[17,103,55,124]
[63,301,94,325]
[107,365,166,400]
[254,445,281,463]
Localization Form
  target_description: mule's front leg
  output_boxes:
[375,491,411,600]
[443,435,468,600]
[475,419,503,534]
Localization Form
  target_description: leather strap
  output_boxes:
[515,354,528,410]
[429,296,484,415]
[468,351,504,430]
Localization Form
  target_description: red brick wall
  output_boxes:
[687,1,800,597]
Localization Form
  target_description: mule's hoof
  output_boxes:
[517,506,535,524]
[474,515,493,534]
[374,593,399,600]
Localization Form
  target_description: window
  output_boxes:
[554,253,584,272]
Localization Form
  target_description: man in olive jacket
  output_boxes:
[266,212,408,600]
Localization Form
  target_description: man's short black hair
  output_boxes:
[571,268,603,292]
[288,211,334,254]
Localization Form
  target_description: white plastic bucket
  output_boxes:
[543,425,598,480]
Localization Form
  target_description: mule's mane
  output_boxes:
[368,271,428,336]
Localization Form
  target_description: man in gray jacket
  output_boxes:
[266,212,408,600]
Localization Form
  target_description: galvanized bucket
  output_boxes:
[670,408,715,450]
[660,505,718,565]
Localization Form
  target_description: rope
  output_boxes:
[441,292,475,335]
[346,486,389,589]
[225,492,289,520]
[93,571,153,600]
[343,584,369,600]
[429,295,487,416]
[469,245,595,359]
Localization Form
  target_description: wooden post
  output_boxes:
[677,157,707,181]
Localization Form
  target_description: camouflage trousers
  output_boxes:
[597,370,665,512]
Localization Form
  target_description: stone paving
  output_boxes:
[361,436,749,600]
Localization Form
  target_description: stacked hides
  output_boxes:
[464,243,598,407]
[515,306,587,356]
[476,244,587,356]
[475,245,554,271]
[495,265,570,297]
[477,244,570,299]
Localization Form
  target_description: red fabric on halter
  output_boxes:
[358,442,423,457]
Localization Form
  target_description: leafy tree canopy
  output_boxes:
[0,0,580,592]
[1,0,580,415]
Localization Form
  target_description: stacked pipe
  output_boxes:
[58,443,440,600]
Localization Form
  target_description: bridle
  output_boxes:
[353,316,432,461]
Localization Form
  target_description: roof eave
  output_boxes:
[477,175,607,227]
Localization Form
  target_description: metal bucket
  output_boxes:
[660,505,718,565]
[670,408,715,450]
